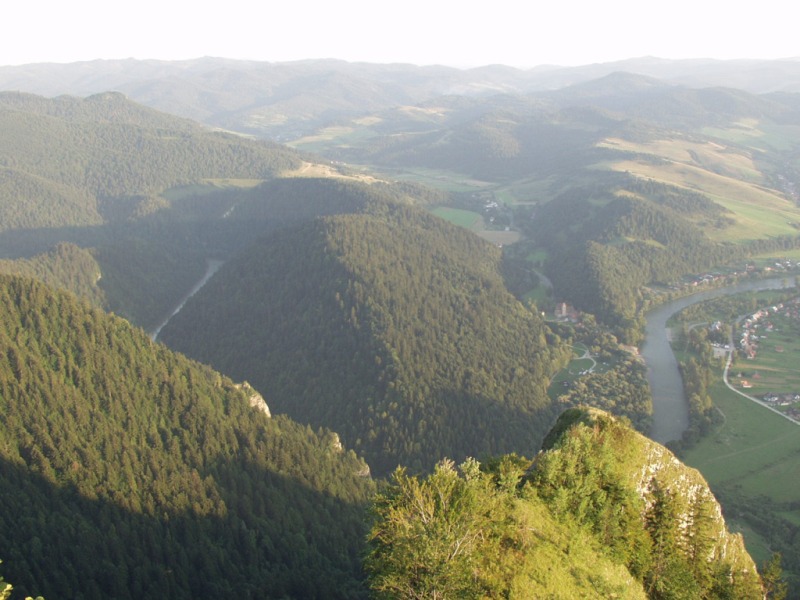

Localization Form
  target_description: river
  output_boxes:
[643,276,796,444]
[150,259,224,341]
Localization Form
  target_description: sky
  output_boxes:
[3,0,799,69]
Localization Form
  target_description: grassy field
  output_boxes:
[163,179,263,200]
[702,119,800,153]
[751,248,800,262]
[684,377,800,502]
[523,284,550,307]
[599,135,800,241]
[376,167,494,192]
[547,342,619,397]
[288,124,379,153]
[431,206,483,229]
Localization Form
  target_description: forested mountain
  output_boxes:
[1,60,795,597]
[366,408,765,598]
[0,91,300,237]
[0,274,375,599]
[0,92,309,328]
[159,198,572,474]
[526,180,741,340]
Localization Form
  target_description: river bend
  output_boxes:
[643,277,794,443]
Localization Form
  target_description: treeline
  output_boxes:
[675,327,723,449]
[366,409,765,599]
[160,197,572,474]
[0,274,375,599]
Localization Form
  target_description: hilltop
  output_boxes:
[366,407,765,598]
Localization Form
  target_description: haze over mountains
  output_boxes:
[1,56,799,597]
[3,57,800,140]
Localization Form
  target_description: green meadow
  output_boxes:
[603,135,800,242]
[431,206,484,229]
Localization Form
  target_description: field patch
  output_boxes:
[431,206,483,229]
[684,377,800,500]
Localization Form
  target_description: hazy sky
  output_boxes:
[3,0,798,68]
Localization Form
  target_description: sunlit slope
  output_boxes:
[0,274,375,599]
[599,133,800,241]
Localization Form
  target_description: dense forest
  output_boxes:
[0,275,375,599]
[0,91,303,280]
[160,198,572,474]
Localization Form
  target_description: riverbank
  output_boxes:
[642,277,796,444]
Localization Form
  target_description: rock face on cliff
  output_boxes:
[532,407,763,598]
[235,381,271,417]
[365,407,766,599]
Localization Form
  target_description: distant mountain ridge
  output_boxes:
[3,57,800,139]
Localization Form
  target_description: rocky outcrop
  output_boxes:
[235,381,271,417]
[534,407,763,598]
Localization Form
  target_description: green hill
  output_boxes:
[0,274,375,599]
[366,408,765,598]
[0,90,303,262]
[159,198,571,474]
[0,91,300,212]
[0,92,311,328]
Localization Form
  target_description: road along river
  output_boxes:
[150,259,224,341]
[642,277,795,444]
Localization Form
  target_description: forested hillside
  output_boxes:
[159,199,571,474]
[0,92,310,327]
[0,92,299,236]
[1,64,795,597]
[0,243,105,308]
[0,274,375,599]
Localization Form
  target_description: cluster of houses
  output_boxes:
[734,298,800,421]
[738,308,772,360]
[737,298,800,360]
[761,392,800,421]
